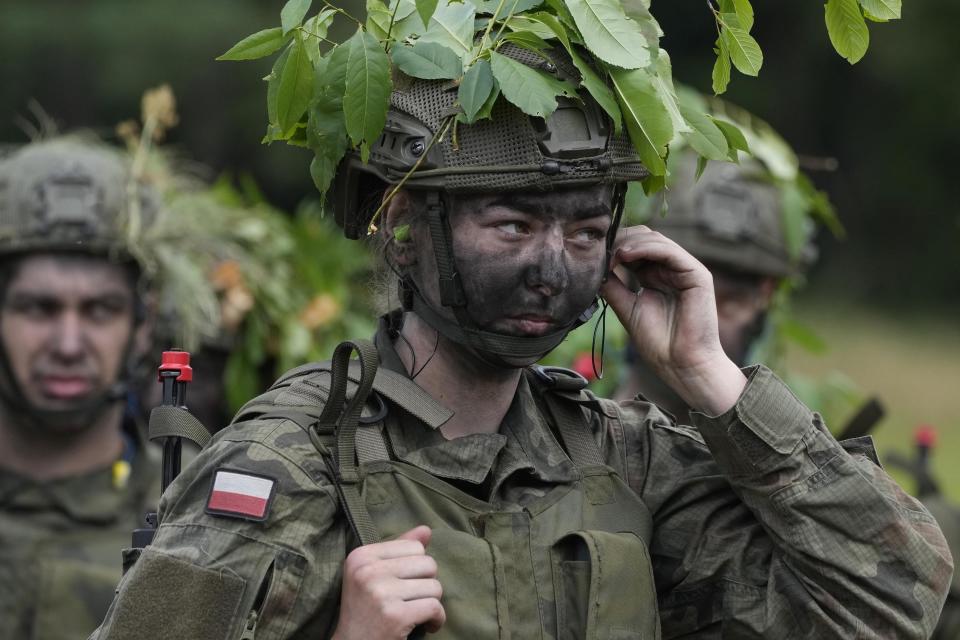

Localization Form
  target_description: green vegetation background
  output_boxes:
[1,1,957,494]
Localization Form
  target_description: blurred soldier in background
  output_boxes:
[0,138,161,639]
[614,148,818,423]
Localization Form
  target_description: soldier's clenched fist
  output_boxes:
[333,525,445,640]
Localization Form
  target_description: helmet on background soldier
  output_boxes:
[645,151,817,280]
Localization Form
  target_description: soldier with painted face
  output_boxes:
[92,47,950,640]
[0,139,160,639]
[614,150,817,422]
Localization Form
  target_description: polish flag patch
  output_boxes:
[205,469,276,521]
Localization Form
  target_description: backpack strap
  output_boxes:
[147,405,212,449]
[316,340,382,546]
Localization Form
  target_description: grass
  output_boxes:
[786,299,960,500]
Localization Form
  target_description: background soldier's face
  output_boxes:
[0,254,137,416]
[710,268,777,366]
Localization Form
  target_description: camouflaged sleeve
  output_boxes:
[607,365,953,640]
[90,418,348,640]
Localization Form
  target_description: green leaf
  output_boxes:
[650,49,688,136]
[474,0,543,14]
[306,73,349,197]
[393,41,462,79]
[825,0,870,63]
[610,68,672,175]
[473,80,501,121]
[302,10,336,65]
[218,28,289,61]
[277,35,315,135]
[489,50,576,118]
[695,155,709,180]
[367,0,425,40]
[505,15,558,39]
[544,0,578,31]
[641,173,665,196]
[711,37,731,94]
[419,0,476,57]
[342,29,393,162]
[710,116,749,161]
[267,44,291,129]
[858,0,900,20]
[459,59,495,122]
[678,102,728,161]
[526,12,621,132]
[719,14,762,76]
[416,0,440,26]
[502,30,553,53]
[720,0,754,30]
[393,224,411,242]
[620,0,662,56]
[281,0,313,35]
[564,0,650,69]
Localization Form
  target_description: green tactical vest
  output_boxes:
[235,340,661,640]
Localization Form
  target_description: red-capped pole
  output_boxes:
[915,424,937,448]
[159,350,193,382]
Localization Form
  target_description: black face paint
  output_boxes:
[443,187,611,338]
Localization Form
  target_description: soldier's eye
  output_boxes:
[497,221,529,236]
[6,298,59,319]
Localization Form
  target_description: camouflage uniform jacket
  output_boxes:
[92,319,952,639]
[0,425,159,640]
[922,495,960,639]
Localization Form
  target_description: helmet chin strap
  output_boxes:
[401,187,625,369]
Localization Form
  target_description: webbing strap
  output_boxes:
[148,405,211,449]
[356,423,392,464]
[540,389,605,469]
[322,340,382,546]
[258,363,451,428]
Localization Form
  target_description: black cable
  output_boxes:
[591,298,608,380]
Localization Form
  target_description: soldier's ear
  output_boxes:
[383,189,419,267]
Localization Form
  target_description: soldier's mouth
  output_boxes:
[501,314,557,336]
[36,376,95,400]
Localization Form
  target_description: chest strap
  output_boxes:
[527,368,607,470]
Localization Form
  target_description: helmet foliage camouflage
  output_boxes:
[332,45,647,239]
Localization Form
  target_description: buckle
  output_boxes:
[531,365,589,392]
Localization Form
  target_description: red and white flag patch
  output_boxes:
[205,469,276,521]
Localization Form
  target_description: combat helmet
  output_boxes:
[332,45,648,364]
[647,151,816,279]
[0,138,158,428]
[0,138,158,259]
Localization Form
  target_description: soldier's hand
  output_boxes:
[601,226,746,415]
[333,525,445,640]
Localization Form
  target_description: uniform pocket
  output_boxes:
[97,547,246,640]
[428,527,510,640]
[553,530,660,640]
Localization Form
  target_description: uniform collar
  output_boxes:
[375,314,579,492]
[0,418,157,525]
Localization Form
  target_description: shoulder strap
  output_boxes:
[527,366,606,469]
[317,340,383,547]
